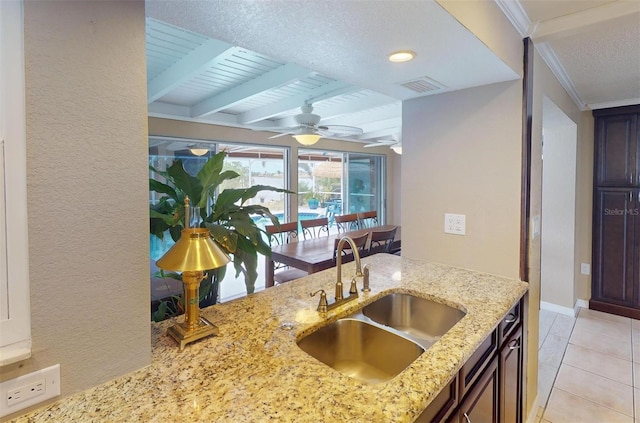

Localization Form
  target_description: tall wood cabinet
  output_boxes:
[591,105,640,319]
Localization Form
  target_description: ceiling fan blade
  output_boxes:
[318,125,364,136]
[268,131,293,139]
[364,140,397,147]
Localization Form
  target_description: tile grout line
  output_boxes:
[546,308,636,421]
[550,386,636,419]
[539,312,575,415]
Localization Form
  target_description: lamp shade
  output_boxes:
[190,148,208,156]
[157,228,230,272]
[292,128,321,146]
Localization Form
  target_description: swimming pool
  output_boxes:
[251,212,321,227]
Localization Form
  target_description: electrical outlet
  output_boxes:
[444,213,466,235]
[0,364,60,417]
[7,380,45,406]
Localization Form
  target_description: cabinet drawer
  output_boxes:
[459,329,497,398]
[450,355,499,423]
[415,374,458,423]
[498,301,521,347]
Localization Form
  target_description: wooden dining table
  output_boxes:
[265,225,401,288]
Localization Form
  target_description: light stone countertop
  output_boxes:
[11,255,528,422]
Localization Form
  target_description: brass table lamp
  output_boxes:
[156,223,230,351]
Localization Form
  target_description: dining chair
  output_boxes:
[333,232,369,264]
[368,226,398,255]
[265,222,308,284]
[358,210,379,228]
[301,217,330,239]
[334,213,360,233]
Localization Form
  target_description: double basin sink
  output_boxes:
[297,293,466,384]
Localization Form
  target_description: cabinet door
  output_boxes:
[595,113,638,186]
[500,326,522,423]
[415,375,458,423]
[451,356,499,423]
[634,190,640,309]
[593,188,636,307]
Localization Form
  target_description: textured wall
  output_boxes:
[402,81,522,279]
[1,0,150,412]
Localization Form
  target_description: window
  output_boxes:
[0,0,31,365]
[148,138,386,305]
[149,138,289,302]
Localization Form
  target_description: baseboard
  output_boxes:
[540,301,576,317]
[574,299,589,315]
[525,394,540,423]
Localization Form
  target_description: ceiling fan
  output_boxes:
[364,138,402,155]
[264,103,364,145]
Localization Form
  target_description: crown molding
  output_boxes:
[589,98,640,111]
[535,43,588,111]
[494,0,532,37]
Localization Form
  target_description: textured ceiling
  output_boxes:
[145,0,640,148]
[144,0,519,147]
[551,13,640,105]
[514,0,640,109]
[521,0,617,22]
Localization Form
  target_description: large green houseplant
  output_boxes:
[149,151,288,320]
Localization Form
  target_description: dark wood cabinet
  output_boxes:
[499,325,522,423]
[419,298,524,423]
[450,356,499,423]
[592,105,640,319]
[595,112,639,186]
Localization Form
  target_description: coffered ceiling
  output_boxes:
[146,0,640,147]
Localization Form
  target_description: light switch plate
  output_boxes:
[581,263,591,275]
[532,215,541,239]
[444,213,466,235]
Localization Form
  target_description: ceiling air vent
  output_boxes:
[398,76,445,94]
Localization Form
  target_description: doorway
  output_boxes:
[540,97,578,314]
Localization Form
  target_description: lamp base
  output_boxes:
[167,317,219,351]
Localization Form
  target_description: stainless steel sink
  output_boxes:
[297,318,424,384]
[361,293,466,345]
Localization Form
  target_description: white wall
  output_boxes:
[0,1,150,416]
[540,98,578,310]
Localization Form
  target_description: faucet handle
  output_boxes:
[349,278,358,296]
[362,264,371,292]
[310,289,328,313]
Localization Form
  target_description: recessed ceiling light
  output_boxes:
[388,50,416,63]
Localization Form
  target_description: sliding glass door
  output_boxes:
[298,149,385,233]
[345,153,384,216]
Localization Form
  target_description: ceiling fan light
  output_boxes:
[293,133,321,146]
[388,50,416,63]
[190,147,209,156]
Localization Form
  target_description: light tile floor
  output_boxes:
[536,307,638,423]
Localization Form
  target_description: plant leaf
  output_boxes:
[167,159,202,205]
[149,179,178,200]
